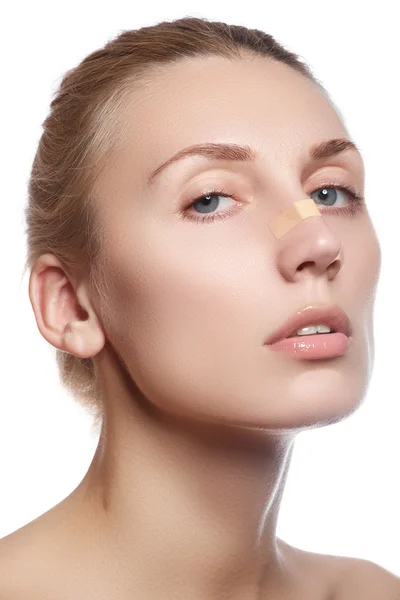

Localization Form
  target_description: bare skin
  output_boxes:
[1,505,399,599]
[3,54,399,598]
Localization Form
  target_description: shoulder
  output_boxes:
[0,523,49,598]
[277,539,400,599]
[0,496,104,599]
[337,556,400,599]
[0,506,76,599]
[0,529,28,598]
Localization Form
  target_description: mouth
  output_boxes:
[265,305,351,346]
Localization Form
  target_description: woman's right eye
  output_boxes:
[181,189,241,225]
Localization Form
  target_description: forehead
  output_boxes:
[110,55,349,184]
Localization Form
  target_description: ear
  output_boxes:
[28,253,106,359]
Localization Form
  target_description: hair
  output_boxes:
[21,15,329,431]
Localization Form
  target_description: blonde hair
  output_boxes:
[21,16,325,429]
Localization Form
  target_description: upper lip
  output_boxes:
[265,305,352,345]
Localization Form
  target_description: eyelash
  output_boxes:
[181,180,366,225]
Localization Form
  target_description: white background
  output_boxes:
[1,0,399,577]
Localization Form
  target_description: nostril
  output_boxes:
[298,261,315,272]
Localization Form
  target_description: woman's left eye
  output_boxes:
[181,182,366,225]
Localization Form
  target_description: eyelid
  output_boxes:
[182,173,250,203]
[307,165,363,186]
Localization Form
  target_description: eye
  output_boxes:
[180,180,366,225]
[180,187,240,225]
[309,180,366,216]
[310,185,352,209]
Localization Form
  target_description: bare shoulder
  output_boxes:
[337,556,400,599]
[277,539,400,599]
[0,494,109,600]
[0,520,53,598]
[0,528,32,598]
[0,501,80,599]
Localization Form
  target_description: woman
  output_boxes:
[1,15,399,599]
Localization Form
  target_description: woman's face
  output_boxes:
[92,55,381,430]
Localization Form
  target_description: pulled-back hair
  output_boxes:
[22,16,327,429]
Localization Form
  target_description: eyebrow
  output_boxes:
[147,138,362,186]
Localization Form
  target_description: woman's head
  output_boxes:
[25,17,381,434]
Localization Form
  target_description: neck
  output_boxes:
[73,351,296,599]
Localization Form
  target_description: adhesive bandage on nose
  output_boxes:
[268,197,322,239]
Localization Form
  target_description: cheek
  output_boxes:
[360,222,381,351]
[344,217,381,304]
[107,212,267,340]
[111,226,261,351]
[102,219,272,415]
[337,217,381,364]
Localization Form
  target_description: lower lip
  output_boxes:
[266,333,351,359]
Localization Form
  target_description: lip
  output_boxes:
[265,305,352,345]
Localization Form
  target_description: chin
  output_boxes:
[202,376,368,433]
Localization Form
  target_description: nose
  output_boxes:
[275,214,343,282]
